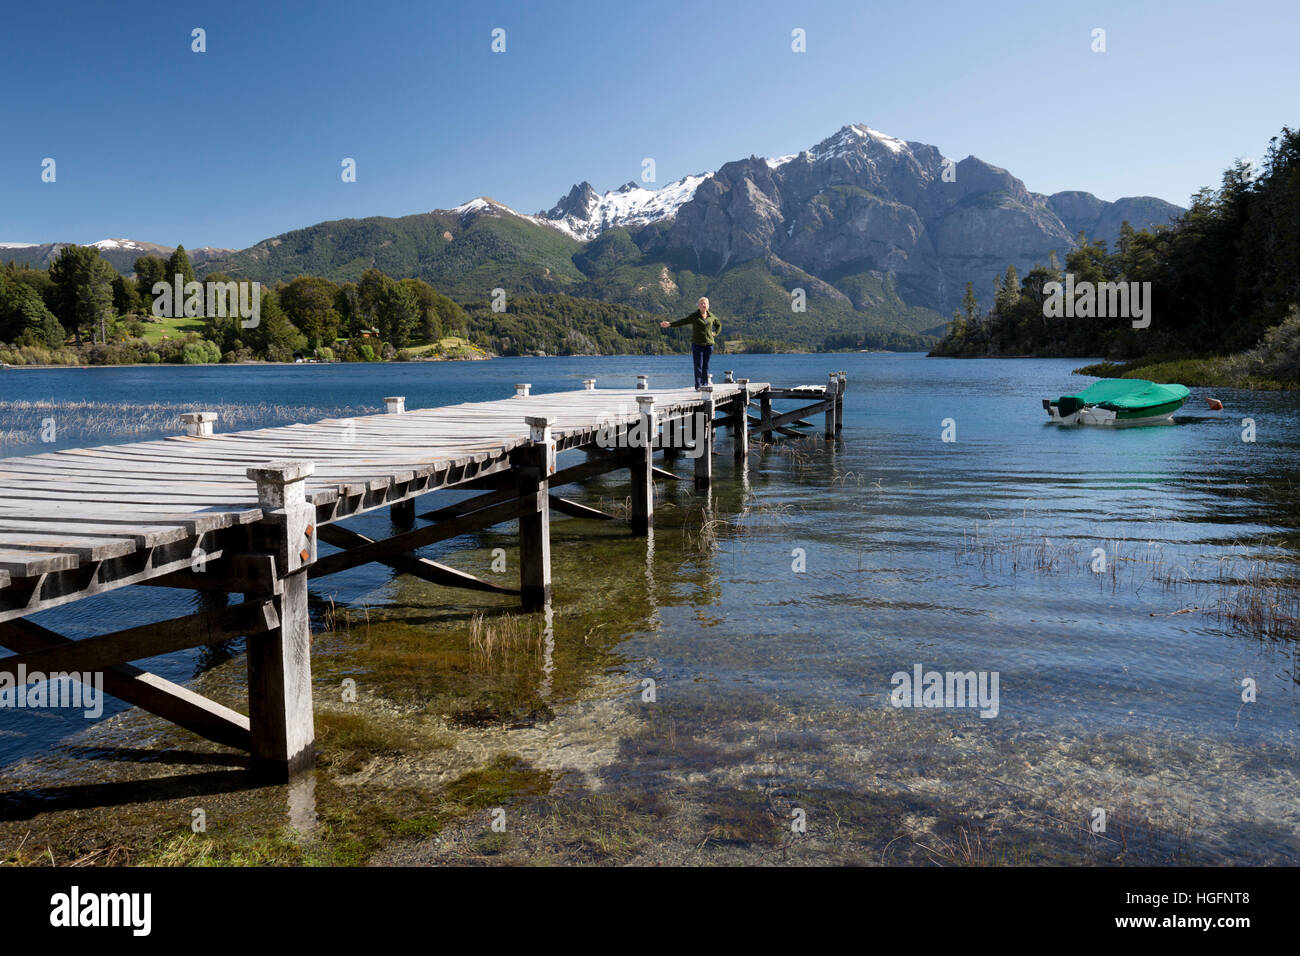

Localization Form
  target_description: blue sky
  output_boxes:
[2,0,1295,249]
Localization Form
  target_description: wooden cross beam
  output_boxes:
[0,617,251,751]
[549,495,618,521]
[314,523,519,595]
[750,401,829,433]
[418,448,637,522]
[0,598,279,679]
[311,496,528,578]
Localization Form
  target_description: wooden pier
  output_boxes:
[0,371,846,779]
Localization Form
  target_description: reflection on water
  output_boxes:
[2,354,1298,863]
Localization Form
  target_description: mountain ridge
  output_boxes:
[5,123,1183,350]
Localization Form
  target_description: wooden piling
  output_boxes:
[180,412,217,438]
[385,397,415,525]
[837,372,846,432]
[515,416,554,609]
[824,373,839,439]
[631,395,655,535]
[244,460,317,780]
[734,378,750,464]
[663,416,680,463]
[695,385,714,490]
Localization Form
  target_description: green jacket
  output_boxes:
[668,308,722,346]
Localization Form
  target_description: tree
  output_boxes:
[0,271,64,346]
[279,275,341,347]
[356,268,390,328]
[48,245,116,345]
[335,282,362,337]
[961,280,979,322]
[134,255,167,314]
[994,264,1020,314]
[243,288,306,361]
[375,281,420,347]
[112,275,140,316]
[166,245,195,287]
[398,277,444,342]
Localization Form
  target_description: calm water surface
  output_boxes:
[2,354,1298,862]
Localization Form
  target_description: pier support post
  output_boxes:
[825,374,839,439]
[695,385,714,490]
[180,412,218,438]
[390,497,416,528]
[384,397,415,526]
[734,378,750,465]
[759,393,773,442]
[837,372,846,432]
[515,416,554,609]
[631,395,655,535]
[245,460,317,780]
[663,416,680,463]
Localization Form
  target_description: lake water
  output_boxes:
[2,354,1298,863]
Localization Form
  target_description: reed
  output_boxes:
[0,399,372,451]
[958,519,1300,644]
[468,611,543,670]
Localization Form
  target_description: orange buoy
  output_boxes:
[1207,397,1224,410]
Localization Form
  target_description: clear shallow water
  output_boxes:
[2,355,1298,861]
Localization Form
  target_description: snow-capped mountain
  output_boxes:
[522,125,941,241]
[0,239,235,274]
[417,123,1181,304]
[536,174,713,241]
[13,122,1181,324]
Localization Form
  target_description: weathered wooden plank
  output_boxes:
[0,532,139,561]
[0,519,190,547]
[0,548,79,576]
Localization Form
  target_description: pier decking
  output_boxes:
[0,372,845,779]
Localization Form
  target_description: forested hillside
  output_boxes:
[931,125,1300,386]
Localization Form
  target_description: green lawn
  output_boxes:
[402,336,485,357]
[135,316,207,343]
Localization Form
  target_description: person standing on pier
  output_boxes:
[661,297,722,389]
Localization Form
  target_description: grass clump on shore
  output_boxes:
[1074,306,1300,390]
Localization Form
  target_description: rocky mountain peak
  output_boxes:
[545,182,601,221]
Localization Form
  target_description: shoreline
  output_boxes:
[0,347,915,371]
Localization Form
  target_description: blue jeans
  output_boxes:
[691,344,713,388]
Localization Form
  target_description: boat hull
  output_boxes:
[1044,397,1185,426]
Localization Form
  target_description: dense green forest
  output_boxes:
[0,242,694,366]
[931,126,1300,384]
